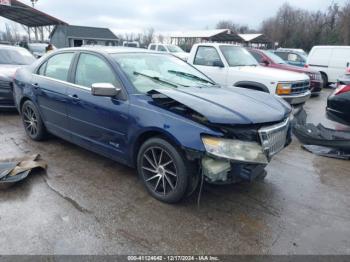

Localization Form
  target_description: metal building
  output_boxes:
[49,25,119,48]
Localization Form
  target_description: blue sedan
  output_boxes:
[13,47,292,203]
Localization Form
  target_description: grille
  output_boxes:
[258,118,289,157]
[291,80,310,94]
[307,72,321,81]
[0,80,11,89]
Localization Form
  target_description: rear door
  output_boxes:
[32,52,75,139]
[66,52,130,162]
[308,47,332,78]
[192,46,228,87]
[328,48,350,82]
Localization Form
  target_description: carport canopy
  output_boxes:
[0,0,67,27]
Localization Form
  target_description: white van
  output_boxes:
[306,46,350,85]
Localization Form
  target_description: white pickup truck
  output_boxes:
[187,43,311,105]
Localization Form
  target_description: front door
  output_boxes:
[192,46,228,87]
[66,52,130,162]
[31,52,75,140]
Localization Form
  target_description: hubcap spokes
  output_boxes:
[142,147,177,195]
[23,106,38,136]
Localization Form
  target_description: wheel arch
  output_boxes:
[131,128,184,167]
[234,81,270,93]
[19,96,32,113]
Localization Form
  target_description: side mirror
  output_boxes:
[261,58,270,66]
[91,83,120,97]
[213,60,224,68]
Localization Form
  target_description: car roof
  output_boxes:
[193,43,242,47]
[0,44,28,51]
[58,46,167,54]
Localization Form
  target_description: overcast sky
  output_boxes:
[3,0,349,35]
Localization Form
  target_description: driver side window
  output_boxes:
[194,46,222,66]
[75,53,116,88]
[288,53,299,62]
[157,45,167,52]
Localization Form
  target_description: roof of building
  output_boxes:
[0,0,67,27]
[50,25,118,40]
[238,34,271,43]
[170,29,231,38]
[238,34,263,42]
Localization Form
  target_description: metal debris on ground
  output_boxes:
[0,154,47,189]
[293,108,350,159]
[302,145,350,160]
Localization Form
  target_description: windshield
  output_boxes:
[0,48,35,65]
[166,45,184,53]
[112,53,215,93]
[263,50,286,64]
[219,46,258,67]
[28,44,47,53]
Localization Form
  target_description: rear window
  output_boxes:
[0,48,35,65]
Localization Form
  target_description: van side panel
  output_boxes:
[328,48,350,82]
[308,47,332,68]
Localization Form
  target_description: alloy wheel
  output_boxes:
[141,147,178,196]
[23,105,38,137]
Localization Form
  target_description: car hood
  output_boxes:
[150,87,291,125]
[233,66,309,81]
[0,65,22,80]
[273,63,318,74]
[172,52,189,61]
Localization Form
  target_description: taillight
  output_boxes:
[334,85,350,95]
[347,67,350,73]
[304,64,309,68]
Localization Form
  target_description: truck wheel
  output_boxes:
[137,138,190,203]
[321,73,328,88]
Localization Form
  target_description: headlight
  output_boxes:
[202,136,268,164]
[276,82,292,95]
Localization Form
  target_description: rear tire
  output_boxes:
[21,100,47,141]
[137,137,190,203]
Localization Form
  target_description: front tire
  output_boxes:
[137,138,189,203]
[21,100,46,141]
[321,73,328,88]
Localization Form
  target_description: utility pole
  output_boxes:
[30,0,38,8]
[30,0,39,41]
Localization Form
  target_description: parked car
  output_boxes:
[273,49,307,67]
[187,43,311,105]
[148,43,189,61]
[277,48,307,57]
[249,48,323,95]
[0,45,35,109]
[28,43,54,58]
[327,74,350,126]
[306,46,350,86]
[122,41,140,48]
[13,47,292,203]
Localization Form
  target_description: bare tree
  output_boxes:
[2,22,21,43]
[142,27,154,47]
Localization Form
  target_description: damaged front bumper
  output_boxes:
[201,156,267,184]
[200,117,291,184]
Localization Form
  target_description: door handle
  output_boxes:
[31,83,39,89]
[69,94,80,102]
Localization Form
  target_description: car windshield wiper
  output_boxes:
[133,71,182,88]
[167,70,215,85]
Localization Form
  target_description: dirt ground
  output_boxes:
[0,89,349,255]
